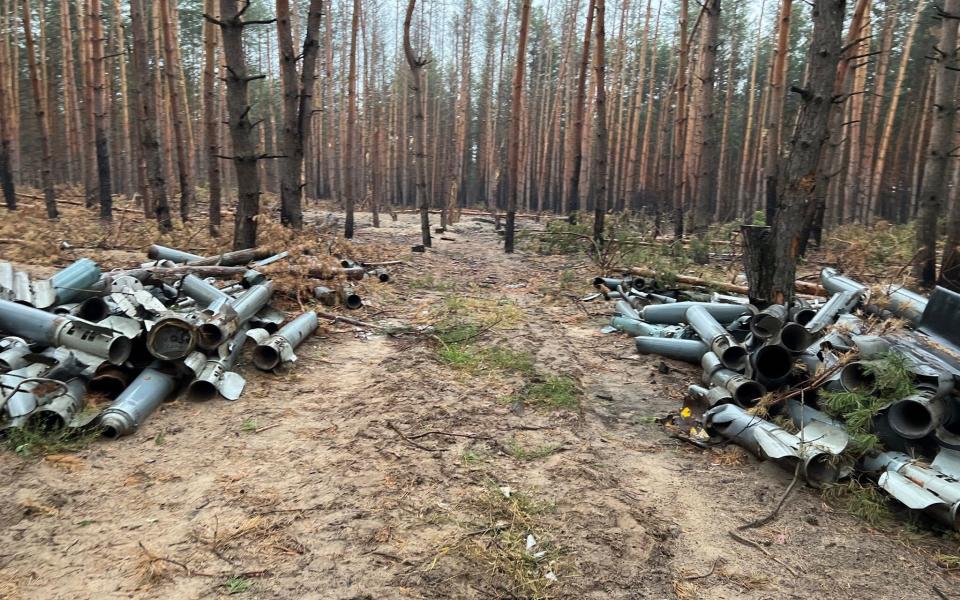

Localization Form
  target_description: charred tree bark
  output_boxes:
[403,0,431,247]
[746,0,846,303]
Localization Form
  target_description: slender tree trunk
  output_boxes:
[0,0,13,209]
[130,0,171,229]
[159,0,195,221]
[638,1,663,196]
[672,0,689,237]
[747,0,846,303]
[736,0,766,219]
[21,0,57,219]
[504,0,532,253]
[869,0,924,215]
[591,0,608,244]
[404,0,431,247]
[715,4,738,221]
[89,0,112,221]
[111,0,131,197]
[204,0,222,236]
[217,0,271,249]
[344,0,360,238]
[763,0,793,224]
[916,0,960,285]
[563,0,596,219]
[692,0,720,234]
[859,3,894,218]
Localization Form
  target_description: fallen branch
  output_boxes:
[116,265,248,279]
[629,267,826,297]
[728,531,799,577]
[682,557,724,581]
[405,429,492,441]
[386,421,445,452]
[737,463,801,530]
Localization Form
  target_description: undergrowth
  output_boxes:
[821,479,894,526]
[3,425,101,457]
[509,376,582,410]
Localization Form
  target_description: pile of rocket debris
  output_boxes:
[0,245,390,441]
[595,268,960,530]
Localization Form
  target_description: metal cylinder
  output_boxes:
[851,334,892,358]
[750,344,793,386]
[76,296,112,322]
[880,285,928,325]
[89,364,137,399]
[340,287,363,310]
[789,304,817,326]
[709,367,766,407]
[773,322,812,353]
[99,363,178,438]
[686,305,748,370]
[614,300,640,320]
[26,378,87,433]
[187,328,249,401]
[1,363,49,417]
[146,314,199,361]
[634,336,708,363]
[820,267,868,299]
[48,259,102,306]
[888,386,945,440]
[806,291,857,334]
[197,282,274,350]
[0,299,132,364]
[313,286,337,306]
[180,274,232,307]
[593,277,623,289]
[0,337,31,372]
[749,304,787,339]
[862,451,960,530]
[252,311,319,371]
[823,361,877,393]
[147,245,204,263]
[640,301,752,325]
[610,316,668,337]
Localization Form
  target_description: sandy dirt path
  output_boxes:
[0,213,956,599]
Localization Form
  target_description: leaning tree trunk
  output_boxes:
[591,0,608,246]
[89,0,112,222]
[216,0,271,250]
[918,0,960,286]
[745,0,846,303]
[403,0,431,247]
[504,0,532,254]
[20,0,57,219]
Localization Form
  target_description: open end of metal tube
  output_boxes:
[89,375,128,399]
[99,418,123,439]
[108,337,133,365]
[749,314,780,339]
[889,400,936,439]
[839,362,876,393]
[78,297,110,322]
[340,259,353,268]
[734,381,766,407]
[252,346,280,371]
[26,411,66,434]
[803,454,840,488]
[779,323,812,353]
[792,308,816,326]
[592,277,605,287]
[720,346,748,371]
[344,294,363,310]
[378,273,390,283]
[188,380,219,401]
[754,345,793,382]
[198,323,226,349]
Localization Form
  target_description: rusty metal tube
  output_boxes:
[26,377,87,433]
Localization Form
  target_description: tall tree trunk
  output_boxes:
[204,0,222,236]
[216,0,271,250]
[130,0,171,229]
[159,0,195,221]
[591,0,608,245]
[671,0,689,237]
[111,0,132,196]
[763,0,793,224]
[736,0,766,219]
[21,0,57,219]
[404,0,431,247]
[916,0,960,285]
[79,1,97,207]
[714,2,738,221]
[563,0,596,218]
[692,0,720,234]
[747,0,846,303]
[869,0,924,216]
[89,0,112,221]
[344,0,360,239]
[0,0,13,210]
[859,3,894,218]
[504,0,532,253]
[276,0,323,230]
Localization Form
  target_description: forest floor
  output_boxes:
[1,209,959,600]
